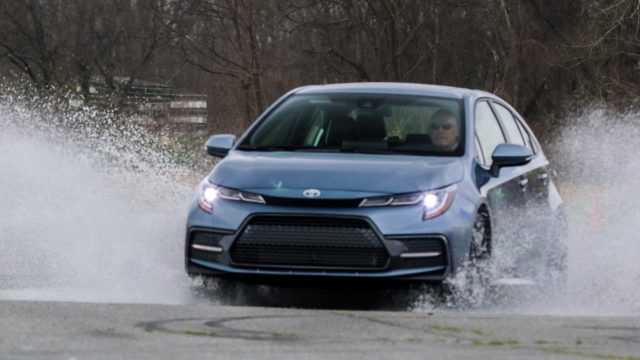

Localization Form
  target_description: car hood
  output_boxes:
[209,151,464,199]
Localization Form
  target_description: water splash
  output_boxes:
[532,107,640,315]
[424,106,640,315]
[0,91,199,304]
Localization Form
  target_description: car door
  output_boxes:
[474,100,530,272]
[490,101,552,224]
[514,113,553,222]
[489,101,558,275]
[489,101,533,202]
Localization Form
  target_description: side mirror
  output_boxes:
[490,143,534,177]
[205,134,236,158]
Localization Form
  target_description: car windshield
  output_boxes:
[239,93,465,156]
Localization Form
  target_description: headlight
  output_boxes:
[422,184,457,220]
[358,184,457,220]
[198,182,265,213]
[359,193,424,207]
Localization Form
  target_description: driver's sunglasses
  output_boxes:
[430,123,454,131]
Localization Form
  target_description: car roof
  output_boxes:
[294,82,492,99]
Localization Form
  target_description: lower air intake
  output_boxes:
[230,216,389,270]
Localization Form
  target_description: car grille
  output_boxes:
[230,216,389,270]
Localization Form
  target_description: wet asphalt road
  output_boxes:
[1,299,639,359]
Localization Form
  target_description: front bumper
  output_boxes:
[185,211,456,283]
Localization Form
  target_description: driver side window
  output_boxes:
[475,101,506,167]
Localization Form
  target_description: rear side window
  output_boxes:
[514,117,534,152]
[492,103,525,146]
[475,101,506,167]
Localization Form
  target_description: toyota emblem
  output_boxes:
[303,189,321,198]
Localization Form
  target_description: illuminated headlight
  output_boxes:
[359,193,424,207]
[198,182,265,213]
[359,184,457,220]
[422,184,457,220]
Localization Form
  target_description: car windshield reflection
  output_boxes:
[239,94,465,157]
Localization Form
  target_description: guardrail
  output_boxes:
[73,89,208,125]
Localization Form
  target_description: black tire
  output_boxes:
[467,208,493,286]
[471,209,492,265]
[446,209,493,308]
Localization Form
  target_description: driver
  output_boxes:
[429,109,460,150]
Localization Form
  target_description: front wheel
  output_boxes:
[445,209,493,307]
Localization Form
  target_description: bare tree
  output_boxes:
[1,0,640,135]
[168,0,279,126]
[0,0,66,87]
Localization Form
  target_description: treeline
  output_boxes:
[1,0,639,134]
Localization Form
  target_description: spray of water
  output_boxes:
[527,107,640,315]
[0,91,200,304]
[426,106,640,315]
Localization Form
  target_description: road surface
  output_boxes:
[1,299,639,359]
